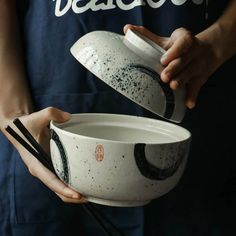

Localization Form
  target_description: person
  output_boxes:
[0,0,236,235]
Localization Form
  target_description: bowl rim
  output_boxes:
[50,113,191,145]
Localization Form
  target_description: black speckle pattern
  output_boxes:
[110,64,175,119]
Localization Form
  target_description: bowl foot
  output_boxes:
[85,196,150,207]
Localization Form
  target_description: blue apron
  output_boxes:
[1,0,235,235]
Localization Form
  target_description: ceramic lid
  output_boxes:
[70,29,186,123]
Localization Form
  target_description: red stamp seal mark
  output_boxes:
[95,144,104,162]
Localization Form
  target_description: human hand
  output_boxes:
[124,25,221,109]
[2,107,87,204]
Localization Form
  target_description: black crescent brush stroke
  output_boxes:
[134,143,184,180]
[129,64,175,120]
[50,129,70,184]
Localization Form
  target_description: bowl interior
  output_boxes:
[52,113,190,144]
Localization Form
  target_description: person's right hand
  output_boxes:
[1,107,87,204]
[124,25,223,109]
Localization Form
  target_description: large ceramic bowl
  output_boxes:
[50,113,191,207]
[70,29,186,123]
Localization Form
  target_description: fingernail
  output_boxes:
[124,24,129,33]
[170,80,179,90]
[64,187,77,197]
[72,193,81,199]
[162,71,170,83]
[160,53,167,64]
[186,101,195,109]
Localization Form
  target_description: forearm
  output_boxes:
[0,1,33,129]
[197,0,236,66]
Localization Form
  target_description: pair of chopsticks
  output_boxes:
[5,118,55,173]
[5,118,125,236]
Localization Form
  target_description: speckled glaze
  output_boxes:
[70,29,186,123]
[50,113,191,207]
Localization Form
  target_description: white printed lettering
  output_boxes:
[171,0,187,6]
[54,0,72,17]
[92,0,116,11]
[116,0,145,11]
[147,0,166,8]
[72,0,90,14]
[53,0,205,17]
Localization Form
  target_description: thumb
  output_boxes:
[123,24,168,49]
[32,107,71,127]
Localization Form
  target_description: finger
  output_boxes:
[161,28,195,65]
[123,24,168,49]
[27,157,81,199]
[185,80,202,109]
[169,63,195,90]
[20,107,71,137]
[161,56,192,83]
[41,107,71,124]
[55,192,88,204]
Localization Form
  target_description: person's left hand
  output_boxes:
[124,25,221,109]
[2,107,87,204]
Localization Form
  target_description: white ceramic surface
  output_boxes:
[50,113,191,207]
[70,29,186,123]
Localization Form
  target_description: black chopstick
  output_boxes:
[5,125,55,173]
[82,203,126,236]
[5,119,126,236]
[13,118,53,166]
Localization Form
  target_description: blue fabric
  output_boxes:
[1,0,235,235]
